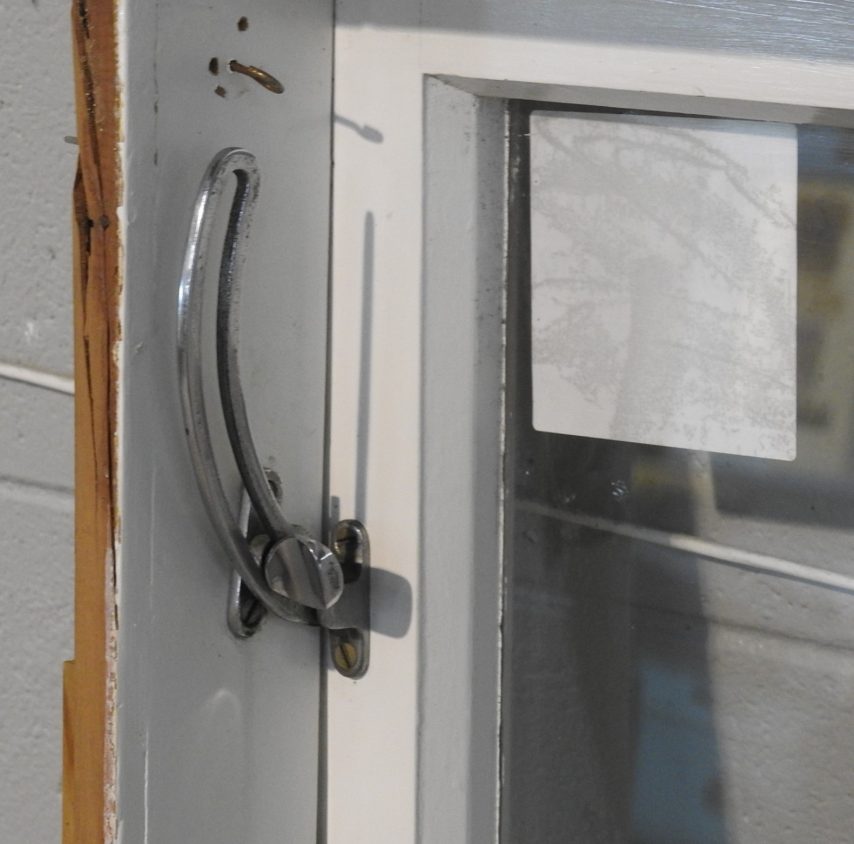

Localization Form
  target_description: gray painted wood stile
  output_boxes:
[118,1,332,840]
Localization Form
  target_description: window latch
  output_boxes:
[177,147,369,678]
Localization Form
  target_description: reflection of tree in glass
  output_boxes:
[531,115,795,453]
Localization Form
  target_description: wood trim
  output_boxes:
[63,1,121,841]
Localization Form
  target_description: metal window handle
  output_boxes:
[176,147,344,618]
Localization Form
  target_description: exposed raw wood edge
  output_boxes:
[63,1,121,842]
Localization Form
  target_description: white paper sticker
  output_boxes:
[530,111,797,459]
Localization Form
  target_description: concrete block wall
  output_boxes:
[0,1,77,840]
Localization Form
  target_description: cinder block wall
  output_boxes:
[0,2,77,839]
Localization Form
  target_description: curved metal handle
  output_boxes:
[177,147,343,618]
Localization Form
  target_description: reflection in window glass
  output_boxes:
[501,110,854,844]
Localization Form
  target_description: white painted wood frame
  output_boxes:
[327,3,854,842]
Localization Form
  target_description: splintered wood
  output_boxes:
[64,1,120,842]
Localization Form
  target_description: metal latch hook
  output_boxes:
[176,148,369,675]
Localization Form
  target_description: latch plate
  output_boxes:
[321,520,370,679]
[227,490,371,678]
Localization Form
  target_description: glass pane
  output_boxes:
[501,110,854,844]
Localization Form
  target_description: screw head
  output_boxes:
[332,640,359,674]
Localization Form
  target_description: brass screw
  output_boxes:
[332,640,358,675]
